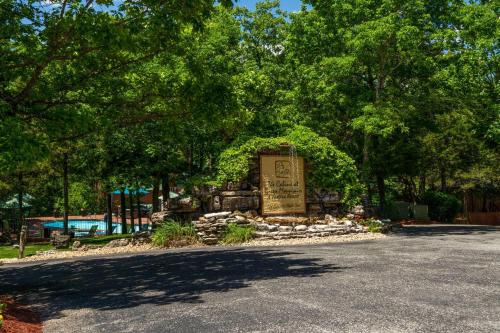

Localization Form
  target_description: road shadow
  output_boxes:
[0,248,342,320]
[393,225,500,237]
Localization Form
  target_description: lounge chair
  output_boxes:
[88,225,98,237]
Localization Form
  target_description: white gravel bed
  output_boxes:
[239,232,388,247]
[0,244,162,264]
[1,233,387,264]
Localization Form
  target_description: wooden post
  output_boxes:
[152,178,160,213]
[106,192,113,235]
[137,191,142,229]
[161,174,169,211]
[129,191,135,232]
[18,172,25,258]
[120,190,127,234]
[63,152,69,235]
[18,225,27,259]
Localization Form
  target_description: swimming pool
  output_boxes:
[42,220,147,237]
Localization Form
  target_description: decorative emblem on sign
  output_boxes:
[275,160,291,178]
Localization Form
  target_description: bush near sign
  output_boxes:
[260,155,306,215]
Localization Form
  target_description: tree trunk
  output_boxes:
[120,190,127,234]
[152,178,160,213]
[106,192,113,235]
[18,172,25,259]
[482,193,488,212]
[18,225,27,259]
[440,168,446,192]
[137,191,142,229]
[63,153,69,235]
[366,183,373,206]
[463,191,468,217]
[418,174,426,198]
[409,176,417,204]
[161,174,169,211]
[129,191,135,232]
[376,173,386,217]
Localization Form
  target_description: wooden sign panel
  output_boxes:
[260,155,306,215]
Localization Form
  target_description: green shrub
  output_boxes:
[357,219,383,233]
[0,302,6,329]
[216,126,361,206]
[152,221,198,247]
[221,223,255,244]
[422,191,461,223]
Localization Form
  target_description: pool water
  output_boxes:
[42,220,146,237]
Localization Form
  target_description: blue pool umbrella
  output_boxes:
[113,188,149,195]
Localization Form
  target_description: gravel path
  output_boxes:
[0,244,161,264]
[1,233,386,264]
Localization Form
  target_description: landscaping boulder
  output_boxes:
[294,225,308,232]
[351,205,365,216]
[324,214,335,222]
[132,231,152,245]
[51,235,70,249]
[105,238,130,248]
[151,211,171,225]
[204,211,231,219]
[265,216,308,224]
[72,240,82,250]
[77,244,100,251]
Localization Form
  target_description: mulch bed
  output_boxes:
[0,296,42,333]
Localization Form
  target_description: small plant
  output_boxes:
[221,223,255,244]
[357,219,383,233]
[0,302,6,329]
[152,221,198,247]
[367,224,382,233]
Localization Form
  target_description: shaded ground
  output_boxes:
[0,296,42,333]
[1,225,499,333]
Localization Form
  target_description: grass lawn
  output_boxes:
[0,234,133,259]
[0,243,54,259]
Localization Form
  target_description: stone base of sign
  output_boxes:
[220,190,260,211]
[205,178,343,217]
[193,212,368,245]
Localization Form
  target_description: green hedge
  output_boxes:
[217,126,361,206]
[422,191,461,223]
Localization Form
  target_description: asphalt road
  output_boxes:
[1,225,499,333]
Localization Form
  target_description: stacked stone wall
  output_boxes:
[193,211,368,245]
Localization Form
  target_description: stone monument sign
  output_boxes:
[260,155,306,215]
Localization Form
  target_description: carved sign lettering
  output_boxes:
[260,155,306,214]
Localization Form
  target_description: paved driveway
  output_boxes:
[1,225,499,333]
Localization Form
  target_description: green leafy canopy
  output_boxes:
[217,125,361,204]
